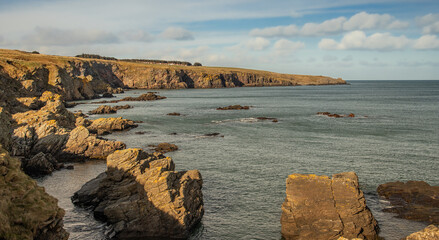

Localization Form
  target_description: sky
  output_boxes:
[1,0,438,80]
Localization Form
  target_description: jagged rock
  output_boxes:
[87,117,138,135]
[16,97,44,110]
[63,126,125,160]
[377,181,439,224]
[281,172,378,240]
[102,92,114,98]
[21,152,60,177]
[217,105,250,110]
[89,104,132,114]
[0,107,13,151]
[93,92,167,104]
[404,225,439,240]
[75,116,91,127]
[154,142,179,153]
[72,148,204,239]
[0,146,69,240]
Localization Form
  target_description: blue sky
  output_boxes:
[0,0,438,80]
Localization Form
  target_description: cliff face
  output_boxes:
[0,145,69,240]
[0,49,346,104]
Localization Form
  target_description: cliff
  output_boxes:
[0,49,345,105]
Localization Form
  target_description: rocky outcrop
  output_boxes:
[93,92,167,104]
[72,148,204,239]
[317,112,356,118]
[404,225,439,240]
[21,152,62,177]
[167,112,181,116]
[0,107,13,150]
[281,172,378,240]
[217,105,250,110]
[87,117,138,135]
[377,181,439,224]
[153,142,179,153]
[89,104,132,114]
[0,145,68,240]
[256,117,278,122]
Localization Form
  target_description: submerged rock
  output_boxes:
[404,225,439,240]
[72,148,204,239]
[217,105,250,110]
[87,117,138,135]
[167,112,181,116]
[281,172,378,240]
[377,181,439,224]
[0,146,69,240]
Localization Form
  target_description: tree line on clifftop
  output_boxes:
[75,53,202,67]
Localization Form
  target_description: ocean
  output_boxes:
[38,80,439,240]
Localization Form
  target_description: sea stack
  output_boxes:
[72,148,204,239]
[281,172,378,240]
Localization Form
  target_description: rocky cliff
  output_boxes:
[72,148,204,239]
[0,49,345,104]
[0,145,69,240]
[281,172,379,240]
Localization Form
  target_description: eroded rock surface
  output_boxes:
[281,172,378,240]
[404,225,439,240]
[87,117,138,135]
[0,146,69,240]
[72,148,203,239]
[377,181,439,224]
[89,104,131,114]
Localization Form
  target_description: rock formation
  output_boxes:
[87,117,138,135]
[21,152,62,177]
[404,225,439,240]
[0,145,69,240]
[317,112,356,118]
[217,105,250,110]
[281,172,378,240]
[89,104,132,114]
[72,148,204,239]
[93,92,167,104]
[153,142,179,153]
[377,181,439,224]
[167,112,181,116]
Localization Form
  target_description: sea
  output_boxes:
[37,80,439,240]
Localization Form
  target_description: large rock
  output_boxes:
[87,117,138,135]
[88,104,131,114]
[281,172,378,240]
[404,225,439,240]
[72,148,204,239]
[0,146,69,240]
[21,152,62,177]
[377,181,439,224]
[63,126,125,160]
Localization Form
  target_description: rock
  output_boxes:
[75,116,92,127]
[348,113,355,118]
[89,104,132,114]
[281,172,378,240]
[0,107,13,150]
[65,165,74,170]
[72,148,204,239]
[21,152,60,177]
[317,112,357,118]
[217,105,250,110]
[404,225,439,240]
[63,126,126,160]
[87,117,138,135]
[167,112,181,116]
[135,131,146,135]
[0,146,69,240]
[377,181,439,224]
[204,133,221,137]
[257,117,278,122]
[93,92,167,104]
[16,97,44,110]
[154,142,179,153]
[102,92,114,98]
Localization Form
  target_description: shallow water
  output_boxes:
[38,80,439,240]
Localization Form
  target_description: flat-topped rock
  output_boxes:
[377,181,439,224]
[87,117,138,135]
[88,104,132,114]
[72,148,203,239]
[281,172,378,240]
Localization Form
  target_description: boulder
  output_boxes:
[87,117,138,135]
[72,148,203,239]
[404,225,439,240]
[377,181,439,224]
[217,105,250,110]
[281,172,378,240]
[167,112,181,116]
[63,126,126,160]
[0,146,69,240]
[154,142,179,153]
[21,152,60,177]
[102,92,114,98]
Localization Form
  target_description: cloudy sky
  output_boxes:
[1,0,438,80]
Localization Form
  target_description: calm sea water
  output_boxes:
[38,80,439,240]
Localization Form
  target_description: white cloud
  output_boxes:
[273,39,305,52]
[161,27,194,40]
[246,37,270,51]
[250,25,299,37]
[413,35,439,49]
[123,30,154,42]
[416,13,439,34]
[319,31,411,51]
[22,27,119,46]
[251,12,408,38]
[178,46,209,58]
[290,10,303,18]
